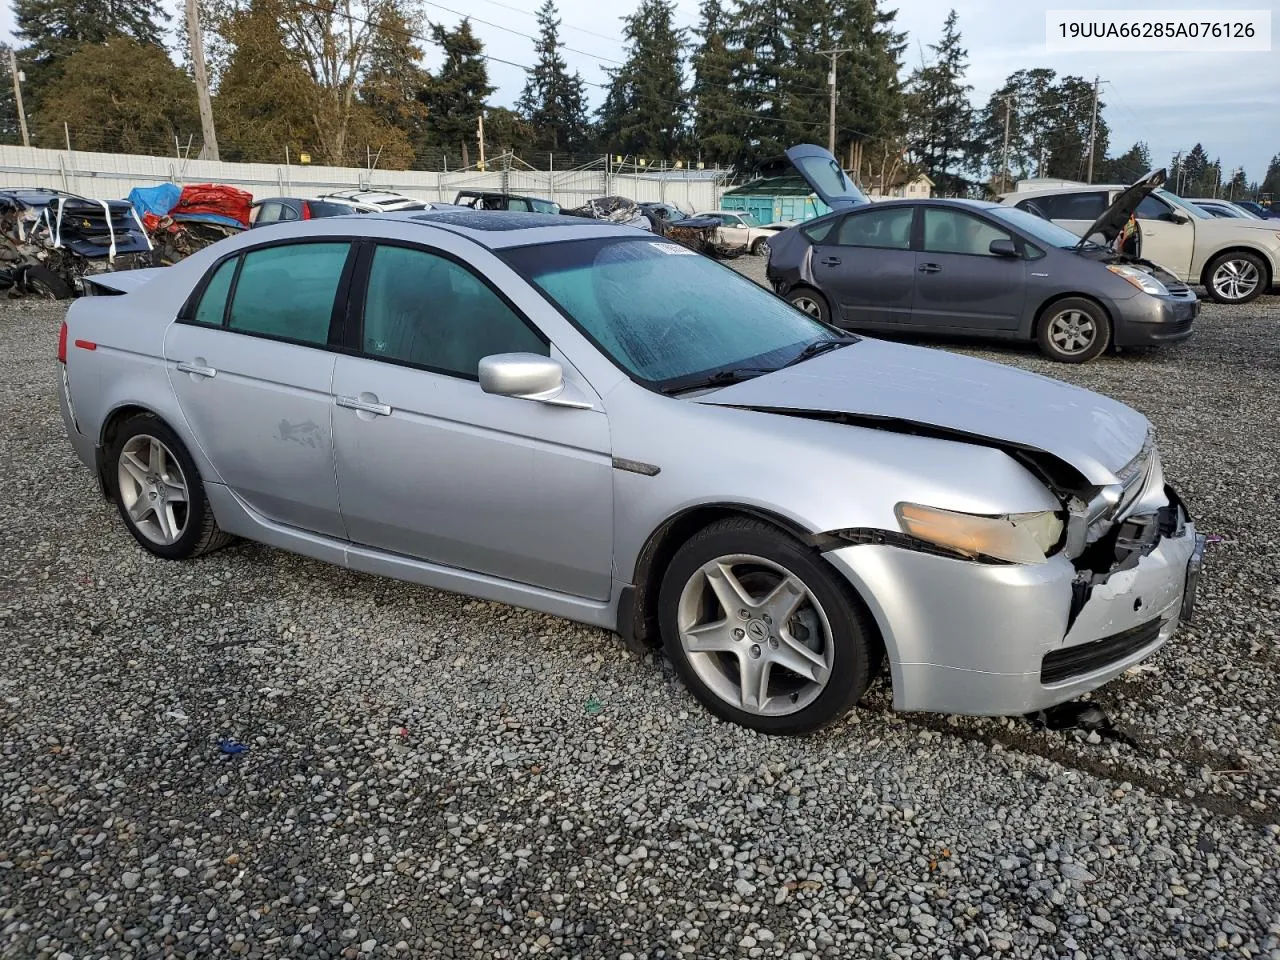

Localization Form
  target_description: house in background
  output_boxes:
[866,172,935,200]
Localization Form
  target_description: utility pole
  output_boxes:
[817,47,852,157]
[8,49,28,148]
[1085,75,1100,183]
[477,111,486,172]
[1000,95,1012,193]
[185,0,219,161]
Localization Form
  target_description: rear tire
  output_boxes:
[787,287,832,324]
[1036,297,1111,363]
[106,413,233,560]
[24,265,73,300]
[658,517,880,735]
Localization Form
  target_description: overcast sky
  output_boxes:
[4,0,1276,180]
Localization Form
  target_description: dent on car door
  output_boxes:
[913,207,1026,331]
[810,206,916,326]
[330,241,614,600]
[163,240,354,538]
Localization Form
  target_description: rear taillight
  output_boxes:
[57,321,67,363]
[302,202,312,220]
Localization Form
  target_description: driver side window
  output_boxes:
[361,244,548,379]
[1135,195,1174,221]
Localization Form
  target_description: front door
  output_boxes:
[809,205,916,327]
[163,240,354,538]
[912,207,1026,331]
[1133,194,1196,278]
[331,241,614,600]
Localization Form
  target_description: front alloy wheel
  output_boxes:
[1206,252,1265,304]
[677,554,834,717]
[1036,297,1111,363]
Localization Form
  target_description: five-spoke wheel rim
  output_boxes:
[117,435,190,546]
[677,554,834,717]
[1047,309,1097,355]
[1211,258,1259,302]
[791,296,821,318]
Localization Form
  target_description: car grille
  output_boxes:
[1040,618,1164,684]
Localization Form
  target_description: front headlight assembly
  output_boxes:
[894,503,1065,565]
[1107,264,1169,296]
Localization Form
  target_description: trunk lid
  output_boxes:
[755,144,870,211]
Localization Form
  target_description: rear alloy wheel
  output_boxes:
[108,413,232,559]
[1036,298,1111,363]
[787,288,831,323]
[1205,251,1266,304]
[659,517,879,735]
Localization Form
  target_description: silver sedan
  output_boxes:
[57,210,1206,734]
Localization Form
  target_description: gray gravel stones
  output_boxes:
[1,291,1279,958]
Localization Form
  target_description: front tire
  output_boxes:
[107,413,232,559]
[658,517,880,735]
[1036,298,1111,363]
[787,287,832,324]
[751,237,769,257]
[1204,251,1266,304]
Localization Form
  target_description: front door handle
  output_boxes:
[336,395,392,417]
[918,263,942,274]
[176,359,217,378]
[819,256,842,266]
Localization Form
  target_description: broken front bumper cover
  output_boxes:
[823,497,1201,716]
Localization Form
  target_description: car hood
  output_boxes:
[699,339,1149,485]
[1195,216,1280,240]
[1082,168,1166,241]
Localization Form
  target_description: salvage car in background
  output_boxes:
[315,188,454,213]
[454,190,559,214]
[767,156,1198,362]
[57,210,1205,735]
[250,197,366,225]
[130,183,254,265]
[1187,198,1258,220]
[1001,175,1280,304]
[692,209,792,256]
[0,187,153,298]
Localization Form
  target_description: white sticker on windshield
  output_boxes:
[649,242,697,255]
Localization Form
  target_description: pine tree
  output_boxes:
[517,0,591,156]
[361,6,431,154]
[727,0,789,161]
[1260,154,1280,199]
[830,0,908,183]
[420,20,494,168]
[1097,141,1151,183]
[688,0,748,166]
[906,9,972,195]
[13,0,171,106]
[1224,165,1249,200]
[597,0,687,161]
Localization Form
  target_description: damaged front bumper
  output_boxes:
[823,490,1204,716]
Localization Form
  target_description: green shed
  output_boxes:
[720,174,831,225]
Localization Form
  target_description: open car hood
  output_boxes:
[755,144,870,211]
[1082,168,1166,242]
[699,339,1149,485]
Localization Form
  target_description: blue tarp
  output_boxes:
[171,212,244,230]
[126,183,181,218]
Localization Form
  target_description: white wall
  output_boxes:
[0,145,728,212]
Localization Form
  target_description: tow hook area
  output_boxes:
[1024,700,1141,748]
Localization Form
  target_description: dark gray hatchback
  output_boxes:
[765,148,1198,363]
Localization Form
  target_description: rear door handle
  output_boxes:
[819,257,842,266]
[176,360,217,378]
[336,395,392,417]
[918,263,942,274]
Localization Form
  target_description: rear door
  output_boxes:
[164,239,355,538]
[912,207,1026,331]
[808,204,916,327]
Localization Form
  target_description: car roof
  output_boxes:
[353,209,643,249]
[1005,184,1127,198]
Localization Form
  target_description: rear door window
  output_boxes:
[835,207,914,249]
[227,242,351,345]
[193,257,237,325]
[1034,192,1108,221]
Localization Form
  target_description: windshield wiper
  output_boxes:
[659,367,775,395]
[781,337,855,368]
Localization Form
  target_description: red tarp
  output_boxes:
[169,184,253,229]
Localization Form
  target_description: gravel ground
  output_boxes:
[2,283,1278,960]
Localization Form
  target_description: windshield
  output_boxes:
[530,198,560,215]
[736,212,760,226]
[1154,189,1210,219]
[987,204,1092,248]
[502,237,841,389]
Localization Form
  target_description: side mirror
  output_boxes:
[478,353,592,409]
[1168,212,1190,225]
[988,238,1019,257]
